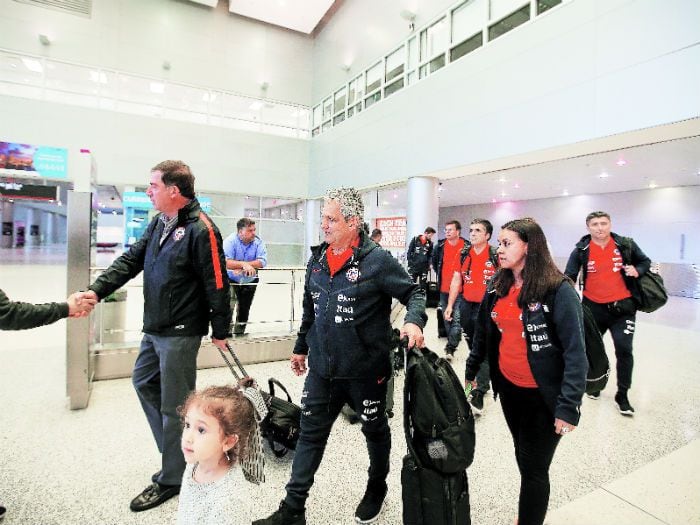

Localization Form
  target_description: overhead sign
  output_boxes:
[375,216,407,248]
[122,191,212,212]
[0,181,58,201]
[0,141,68,179]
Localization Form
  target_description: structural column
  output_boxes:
[406,176,439,246]
[304,198,321,259]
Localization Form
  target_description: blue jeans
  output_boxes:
[284,371,391,510]
[439,292,462,351]
[132,333,201,486]
[459,299,490,393]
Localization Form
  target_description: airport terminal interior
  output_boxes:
[1,0,699,524]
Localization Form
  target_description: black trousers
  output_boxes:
[230,281,258,335]
[583,297,636,391]
[284,371,391,510]
[498,375,562,525]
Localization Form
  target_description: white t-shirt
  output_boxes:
[176,463,249,525]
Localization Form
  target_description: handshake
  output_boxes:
[67,290,99,318]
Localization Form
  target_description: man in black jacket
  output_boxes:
[406,226,436,289]
[0,288,95,520]
[565,211,651,416]
[254,187,426,525]
[79,160,231,511]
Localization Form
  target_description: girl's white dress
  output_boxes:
[176,463,248,525]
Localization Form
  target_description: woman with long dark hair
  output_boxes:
[466,218,587,525]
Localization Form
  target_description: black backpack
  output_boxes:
[403,345,475,474]
[543,285,610,395]
[618,237,668,313]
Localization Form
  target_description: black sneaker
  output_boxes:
[586,391,601,400]
[615,392,635,416]
[469,390,484,415]
[355,482,387,523]
[253,501,306,525]
[1,504,6,521]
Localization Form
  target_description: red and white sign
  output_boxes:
[375,216,406,248]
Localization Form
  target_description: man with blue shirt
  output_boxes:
[223,218,268,336]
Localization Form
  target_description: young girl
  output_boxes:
[176,381,266,525]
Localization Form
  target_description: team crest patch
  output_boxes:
[346,267,360,282]
[528,302,541,312]
[485,261,493,267]
[173,227,186,241]
[613,248,620,255]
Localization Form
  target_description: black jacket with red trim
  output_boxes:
[89,198,231,339]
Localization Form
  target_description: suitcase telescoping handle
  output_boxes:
[216,343,250,381]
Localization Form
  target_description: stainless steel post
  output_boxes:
[66,190,93,409]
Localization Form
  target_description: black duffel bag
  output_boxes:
[260,378,301,458]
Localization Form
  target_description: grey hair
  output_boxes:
[325,187,364,226]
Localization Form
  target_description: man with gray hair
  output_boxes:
[254,187,427,525]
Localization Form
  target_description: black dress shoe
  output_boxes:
[1,504,7,521]
[151,470,162,483]
[129,482,180,512]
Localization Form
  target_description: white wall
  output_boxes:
[439,186,700,264]
[309,0,700,196]
[0,96,310,197]
[0,0,313,105]
[312,0,457,101]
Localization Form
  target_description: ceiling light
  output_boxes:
[498,177,507,183]
[616,159,627,166]
[149,82,165,94]
[202,92,216,103]
[249,101,263,110]
[648,182,658,189]
[513,183,520,189]
[89,71,108,84]
[21,58,43,73]
[599,172,609,179]
[501,191,506,197]
[393,193,397,198]
[562,190,569,196]
[491,198,497,203]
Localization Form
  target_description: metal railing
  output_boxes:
[0,47,311,140]
[87,266,306,350]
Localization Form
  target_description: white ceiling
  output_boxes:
[375,135,700,208]
[226,0,337,34]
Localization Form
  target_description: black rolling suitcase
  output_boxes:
[426,281,439,308]
[401,455,470,525]
[216,343,301,457]
[401,342,472,525]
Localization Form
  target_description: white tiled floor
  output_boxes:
[1,249,699,524]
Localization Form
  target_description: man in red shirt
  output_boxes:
[565,211,651,416]
[431,220,466,360]
[444,218,498,414]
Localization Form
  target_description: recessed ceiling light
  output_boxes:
[562,190,569,196]
[616,159,627,167]
[149,82,165,94]
[599,172,609,179]
[498,177,507,183]
[501,191,506,197]
[249,101,263,110]
[513,183,520,189]
[491,198,497,203]
[21,57,43,73]
[648,182,658,189]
